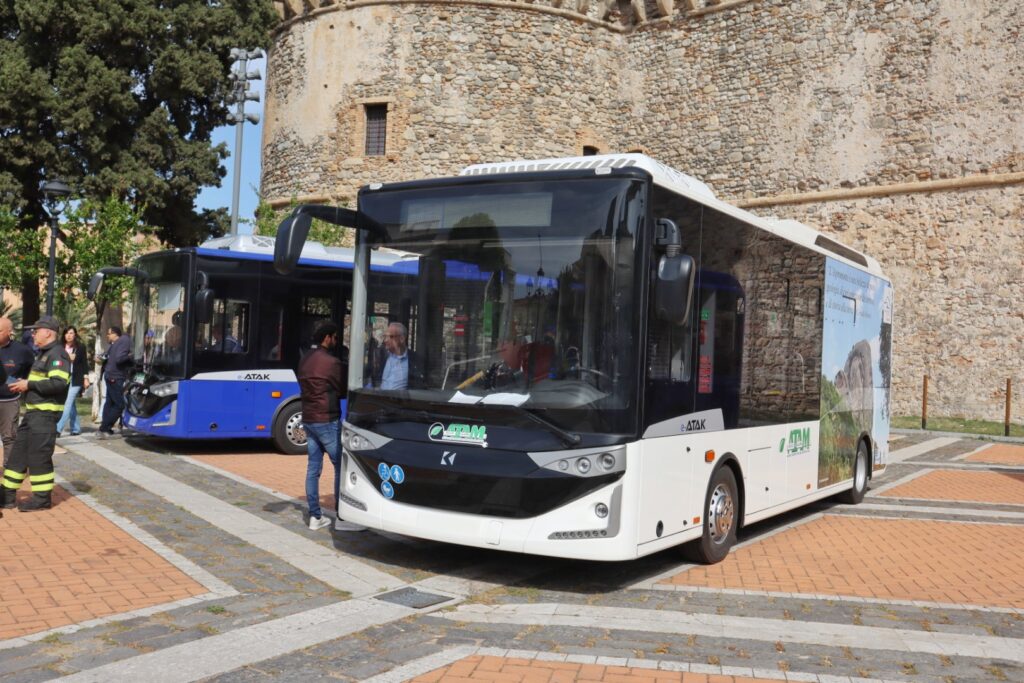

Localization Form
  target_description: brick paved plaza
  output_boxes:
[0,432,1021,682]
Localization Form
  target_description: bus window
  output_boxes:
[198,299,250,354]
[299,295,335,354]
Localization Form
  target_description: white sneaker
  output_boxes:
[334,518,367,532]
[308,515,332,531]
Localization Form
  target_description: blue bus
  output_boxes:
[88,235,417,453]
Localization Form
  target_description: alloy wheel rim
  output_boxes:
[286,413,307,447]
[855,449,868,491]
[708,483,735,545]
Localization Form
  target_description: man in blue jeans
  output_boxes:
[296,321,364,532]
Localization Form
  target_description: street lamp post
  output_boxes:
[40,179,72,317]
[226,48,263,236]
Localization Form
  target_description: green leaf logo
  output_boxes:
[779,438,786,453]
[429,424,443,437]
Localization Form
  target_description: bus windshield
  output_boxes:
[351,176,645,441]
[131,252,189,380]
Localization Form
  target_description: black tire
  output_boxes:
[684,466,739,564]
[839,439,870,504]
[272,402,306,455]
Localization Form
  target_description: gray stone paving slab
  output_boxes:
[64,441,404,598]
[437,603,1024,663]
[58,599,413,682]
[888,437,960,463]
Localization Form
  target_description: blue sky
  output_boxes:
[195,58,266,235]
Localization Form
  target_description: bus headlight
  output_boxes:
[598,453,616,470]
[575,457,591,474]
[595,502,609,518]
[151,381,179,398]
[342,428,367,450]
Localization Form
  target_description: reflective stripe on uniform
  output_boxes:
[2,469,26,490]
[29,472,55,492]
[28,372,47,381]
[47,369,71,382]
[26,402,64,412]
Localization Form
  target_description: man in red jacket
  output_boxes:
[297,321,363,532]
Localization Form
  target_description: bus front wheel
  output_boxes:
[273,403,307,455]
[685,466,738,564]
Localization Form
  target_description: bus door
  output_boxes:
[192,258,257,435]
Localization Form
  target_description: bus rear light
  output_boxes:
[271,391,282,398]
[704,450,715,462]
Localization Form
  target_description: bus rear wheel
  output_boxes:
[685,466,738,564]
[839,439,870,504]
[273,402,307,455]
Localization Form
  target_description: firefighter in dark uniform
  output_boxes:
[1,316,70,512]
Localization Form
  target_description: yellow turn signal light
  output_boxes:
[271,391,282,398]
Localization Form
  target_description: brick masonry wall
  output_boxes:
[262,0,1023,421]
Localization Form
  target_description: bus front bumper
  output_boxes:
[338,453,636,561]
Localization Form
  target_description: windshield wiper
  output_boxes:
[504,405,582,448]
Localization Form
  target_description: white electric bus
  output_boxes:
[275,154,893,562]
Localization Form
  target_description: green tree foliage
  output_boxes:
[253,198,355,248]
[0,206,47,292]
[60,195,155,313]
[0,0,278,319]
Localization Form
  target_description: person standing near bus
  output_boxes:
[98,326,132,438]
[2,316,70,512]
[0,316,35,468]
[56,326,89,437]
[297,321,364,532]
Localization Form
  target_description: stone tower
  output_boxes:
[263,0,1024,423]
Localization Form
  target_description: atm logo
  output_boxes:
[428,422,488,448]
[784,427,812,455]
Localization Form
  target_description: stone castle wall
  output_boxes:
[262,0,1024,422]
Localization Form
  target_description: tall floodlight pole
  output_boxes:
[226,48,263,236]
[40,179,72,316]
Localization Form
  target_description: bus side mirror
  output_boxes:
[87,272,104,301]
[274,212,312,275]
[656,253,696,325]
[654,218,695,325]
[194,288,215,324]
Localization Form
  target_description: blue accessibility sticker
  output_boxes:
[377,462,391,481]
[381,481,395,499]
[389,464,405,484]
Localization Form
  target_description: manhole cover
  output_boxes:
[373,587,452,609]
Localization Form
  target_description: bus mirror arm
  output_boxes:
[274,204,388,275]
[86,266,148,301]
[654,218,695,325]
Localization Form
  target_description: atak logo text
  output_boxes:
[428,422,488,448]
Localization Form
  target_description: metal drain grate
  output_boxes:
[373,587,452,609]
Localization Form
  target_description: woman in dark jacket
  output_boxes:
[56,326,90,436]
